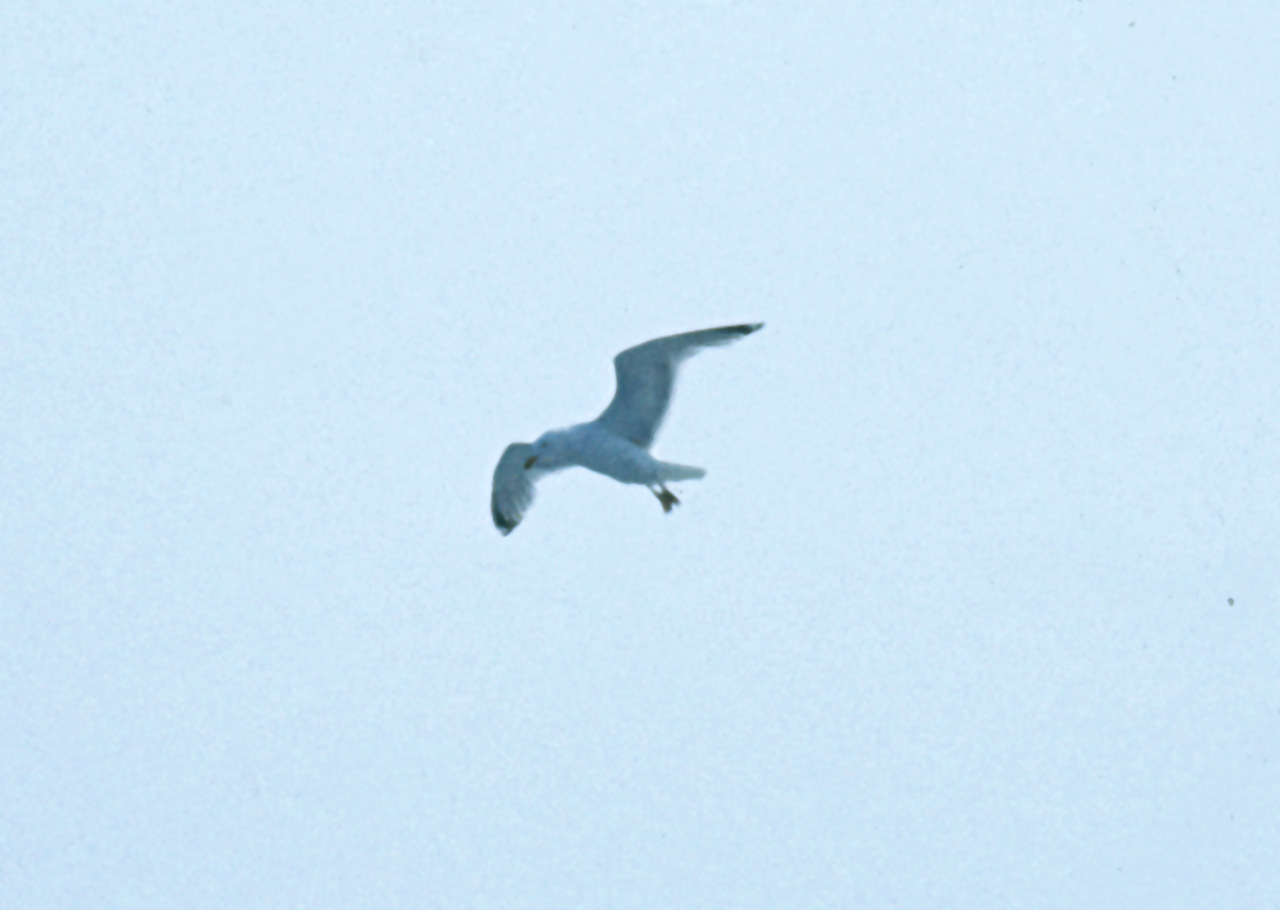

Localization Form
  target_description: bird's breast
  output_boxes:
[570,425,658,485]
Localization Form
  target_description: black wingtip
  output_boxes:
[492,504,518,536]
[726,322,764,335]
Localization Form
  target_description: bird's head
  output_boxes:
[524,430,567,470]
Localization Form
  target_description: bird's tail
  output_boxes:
[656,461,706,482]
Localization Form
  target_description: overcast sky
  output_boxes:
[3,2,1278,907]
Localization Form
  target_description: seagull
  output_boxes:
[491,323,763,535]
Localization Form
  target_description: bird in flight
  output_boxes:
[491,323,763,535]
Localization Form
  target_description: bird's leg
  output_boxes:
[653,485,679,514]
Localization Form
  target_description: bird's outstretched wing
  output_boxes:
[594,323,763,449]
[491,443,548,535]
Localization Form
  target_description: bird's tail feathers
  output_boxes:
[657,461,706,482]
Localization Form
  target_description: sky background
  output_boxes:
[3,2,1278,907]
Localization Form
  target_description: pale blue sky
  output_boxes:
[3,3,1277,907]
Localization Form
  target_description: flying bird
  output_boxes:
[491,323,763,535]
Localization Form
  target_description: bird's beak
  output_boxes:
[524,456,538,470]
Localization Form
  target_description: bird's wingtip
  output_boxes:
[492,504,518,535]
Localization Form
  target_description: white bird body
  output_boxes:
[525,422,705,486]
[491,323,763,535]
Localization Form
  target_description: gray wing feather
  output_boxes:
[491,443,547,535]
[595,323,763,449]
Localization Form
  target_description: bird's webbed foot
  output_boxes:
[653,486,679,513]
